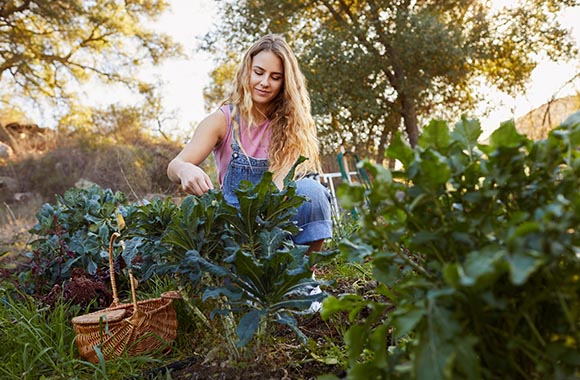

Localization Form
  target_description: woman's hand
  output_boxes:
[176,162,214,196]
[166,109,226,195]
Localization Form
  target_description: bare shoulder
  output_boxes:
[196,108,227,141]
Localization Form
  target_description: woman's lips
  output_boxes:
[255,88,269,96]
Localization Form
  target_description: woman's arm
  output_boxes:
[167,109,227,195]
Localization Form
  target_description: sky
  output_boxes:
[66,1,580,140]
[140,0,218,135]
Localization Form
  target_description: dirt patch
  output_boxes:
[0,216,35,275]
[134,353,344,380]
[143,357,344,380]
[129,313,348,380]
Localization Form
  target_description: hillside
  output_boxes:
[515,94,580,140]
[0,121,202,208]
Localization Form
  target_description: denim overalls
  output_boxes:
[221,115,332,245]
[222,121,269,206]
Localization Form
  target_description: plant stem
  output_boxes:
[523,312,546,348]
[387,240,432,279]
[219,298,240,361]
[177,284,211,330]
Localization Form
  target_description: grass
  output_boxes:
[0,286,84,379]
[0,277,207,380]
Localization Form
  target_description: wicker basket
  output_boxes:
[71,233,179,363]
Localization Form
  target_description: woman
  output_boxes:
[167,34,331,252]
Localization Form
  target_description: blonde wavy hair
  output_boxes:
[225,34,322,180]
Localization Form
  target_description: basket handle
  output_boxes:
[108,232,121,306]
[109,232,140,313]
[129,270,139,313]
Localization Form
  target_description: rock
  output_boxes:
[13,192,35,202]
[75,178,98,189]
[5,122,45,137]
[0,142,13,159]
[3,122,54,153]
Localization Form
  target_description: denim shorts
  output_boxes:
[293,178,333,244]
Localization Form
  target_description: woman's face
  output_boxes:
[250,50,284,110]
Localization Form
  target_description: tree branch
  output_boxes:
[0,0,32,20]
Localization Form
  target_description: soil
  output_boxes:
[136,356,344,380]
[127,312,349,380]
[0,220,33,277]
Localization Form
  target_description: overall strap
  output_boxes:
[229,104,241,151]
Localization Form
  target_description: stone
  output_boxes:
[75,178,98,190]
[13,192,35,202]
[0,142,13,159]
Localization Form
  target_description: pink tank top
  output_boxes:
[213,105,272,186]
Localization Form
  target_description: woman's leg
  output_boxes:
[307,239,324,253]
[292,178,332,250]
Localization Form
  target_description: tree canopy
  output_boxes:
[0,0,181,129]
[202,0,579,161]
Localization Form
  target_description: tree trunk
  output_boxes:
[399,94,419,148]
[323,0,421,148]
[377,113,402,167]
[377,124,390,164]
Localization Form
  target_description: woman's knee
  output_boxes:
[294,178,331,223]
[296,178,330,204]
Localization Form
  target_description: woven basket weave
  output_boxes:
[71,233,179,363]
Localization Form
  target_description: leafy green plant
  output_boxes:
[21,186,127,294]
[160,190,229,282]
[121,196,182,281]
[203,163,336,347]
[324,111,580,379]
[155,163,336,347]
[121,190,232,303]
[198,228,326,347]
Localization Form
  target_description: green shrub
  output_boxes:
[21,186,127,294]
[324,111,580,379]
